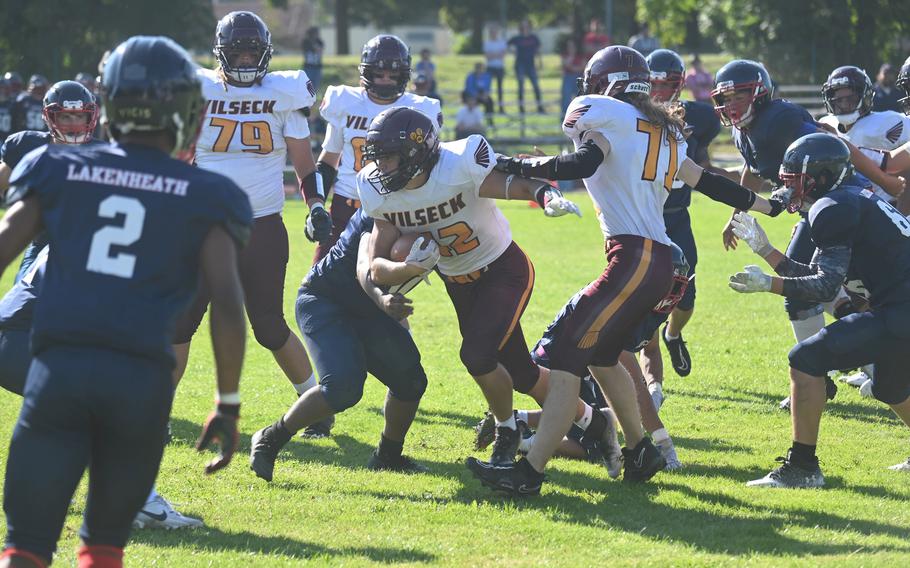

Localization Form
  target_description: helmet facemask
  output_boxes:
[44,103,98,144]
[711,81,767,128]
[360,64,409,101]
[363,127,438,194]
[215,38,272,87]
[649,71,684,103]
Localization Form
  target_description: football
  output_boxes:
[390,232,421,262]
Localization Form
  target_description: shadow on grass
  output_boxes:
[365,405,481,430]
[129,525,437,564]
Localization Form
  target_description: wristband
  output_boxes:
[216,402,240,417]
[217,392,240,405]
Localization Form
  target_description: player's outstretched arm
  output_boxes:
[676,158,787,217]
[494,132,611,181]
[356,232,414,320]
[825,134,908,198]
[196,225,246,474]
[0,197,42,279]
[479,169,581,217]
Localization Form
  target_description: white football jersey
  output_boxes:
[195,68,316,217]
[320,85,442,199]
[562,95,686,245]
[358,135,511,276]
[820,110,910,200]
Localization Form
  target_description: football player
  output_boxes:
[0,78,13,145]
[249,210,431,481]
[729,133,910,485]
[174,11,319,402]
[299,34,441,438]
[469,46,786,496]
[0,80,100,282]
[358,107,583,470]
[10,74,49,134]
[0,36,252,568]
[642,48,723,385]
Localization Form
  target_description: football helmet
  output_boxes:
[3,71,23,93]
[822,66,873,127]
[101,36,204,162]
[360,35,411,101]
[577,45,651,99]
[779,133,852,212]
[43,80,99,144]
[711,59,772,128]
[0,78,9,102]
[362,107,439,194]
[653,242,690,314]
[213,11,273,87]
[28,74,49,98]
[897,55,910,115]
[646,49,686,103]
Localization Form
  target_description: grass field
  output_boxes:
[2,195,909,566]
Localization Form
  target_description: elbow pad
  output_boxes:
[693,170,757,210]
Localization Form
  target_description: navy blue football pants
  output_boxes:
[789,304,910,404]
[296,291,427,412]
[784,217,824,321]
[4,346,172,560]
[0,329,30,395]
[663,208,697,312]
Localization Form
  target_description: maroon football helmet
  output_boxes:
[577,46,651,99]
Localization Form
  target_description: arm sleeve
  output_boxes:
[517,140,605,181]
[779,245,851,302]
[692,169,757,210]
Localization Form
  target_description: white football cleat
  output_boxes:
[747,455,825,489]
[648,382,665,412]
[133,495,203,530]
[888,457,910,472]
[841,370,870,388]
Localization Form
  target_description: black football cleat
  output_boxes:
[367,450,429,474]
[622,437,666,483]
[474,411,496,450]
[661,323,692,377]
[466,456,545,496]
[250,422,291,482]
[300,414,335,439]
[490,424,521,465]
[747,452,825,488]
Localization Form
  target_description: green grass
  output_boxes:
[2,195,909,566]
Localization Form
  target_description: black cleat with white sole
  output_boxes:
[622,437,666,482]
[490,424,521,465]
[747,452,825,488]
[466,456,545,496]
[661,324,691,377]
[300,414,335,439]
[367,450,429,473]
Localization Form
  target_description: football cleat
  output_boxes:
[648,382,665,412]
[661,324,691,377]
[250,422,291,482]
[133,495,203,530]
[466,456,545,497]
[656,437,683,470]
[859,378,874,398]
[887,457,910,472]
[747,454,825,488]
[601,408,623,479]
[473,411,496,450]
[841,368,871,387]
[300,414,335,439]
[779,396,791,412]
[490,424,521,465]
[367,450,429,473]
[622,438,666,482]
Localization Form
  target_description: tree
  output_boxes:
[0,0,214,80]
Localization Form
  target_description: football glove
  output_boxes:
[729,265,772,294]
[731,211,772,256]
[404,236,440,271]
[196,403,240,474]
[305,203,333,244]
[769,185,795,214]
[535,184,582,218]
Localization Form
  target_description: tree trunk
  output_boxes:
[470,9,485,54]
[335,0,350,55]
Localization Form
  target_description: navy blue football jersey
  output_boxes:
[733,99,818,183]
[1,131,51,168]
[302,209,383,316]
[808,185,910,308]
[7,142,253,364]
[665,99,722,210]
[0,101,13,145]
[0,245,47,331]
[11,93,46,133]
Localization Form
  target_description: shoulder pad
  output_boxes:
[808,194,860,246]
[319,85,360,125]
[401,94,443,128]
[263,70,317,111]
[562,95,629,138]
[818,114,839,129]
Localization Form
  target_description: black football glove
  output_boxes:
[305,203,333,244]
[769,186,795,215]
[195,403,240,474]
[494,153,524,175]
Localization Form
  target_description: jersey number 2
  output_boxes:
[87,196,146,279]
[636,119,679,192]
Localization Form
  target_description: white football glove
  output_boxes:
[730,211,772,256]
[404,236,440,271]
[545,194,582,218]
[729,265,772,293]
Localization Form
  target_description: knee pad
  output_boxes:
[788,334,831,377]
[320,379,365,413]
[389,364,428,402]
[785,298,824,322]
[250,314,291,351]
[460,343,498,377]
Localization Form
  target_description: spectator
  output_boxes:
[685,55,714,104]
[415,48,437,92]
[413,74,442,106]
[484,26,507,113]
[560,37,586,112]
[301,27,324,90]
[628,22,659,57]
[455,94,486,139]
[873,63,902,112]
[464,62,494,118]
[508,20,545,114]
[583,19,611,59]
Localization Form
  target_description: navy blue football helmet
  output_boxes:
[646,49,686,103]
[711,60,773,127]
[43,80,98,144]
[779,133,852,212]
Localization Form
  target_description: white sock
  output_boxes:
[519,433,535,453]
[294,373,318,395]
[648,382,663,395]
[664,327,679,341]
[651,427,669,444]
[496,414,517,430]
[573,404,593,431]
[516,409,529,424]
[146,486,159,504]
[791,313,826,343]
